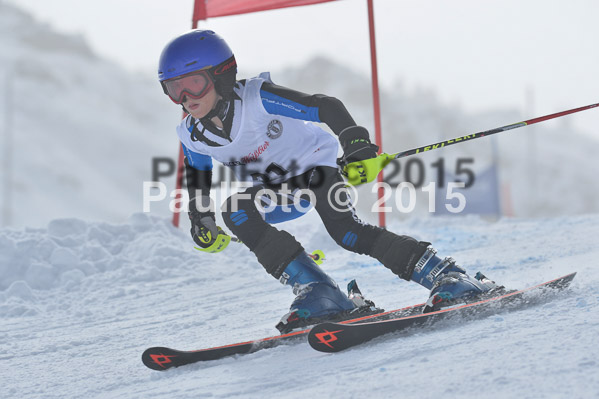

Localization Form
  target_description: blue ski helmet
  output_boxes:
[158,30,237,99]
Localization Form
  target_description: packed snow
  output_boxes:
[1,212,599,398]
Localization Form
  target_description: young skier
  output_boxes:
[158,30,498,332]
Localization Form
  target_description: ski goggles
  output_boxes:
[162,70,214,104]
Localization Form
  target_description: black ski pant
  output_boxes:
[222,166,429,281]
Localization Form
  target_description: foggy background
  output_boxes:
[1,0,598,228]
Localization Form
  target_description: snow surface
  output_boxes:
[2,212,599,398]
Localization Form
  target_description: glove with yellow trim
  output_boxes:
[338,126,386,186]
[338,126,379,166]
[189,196,230,253]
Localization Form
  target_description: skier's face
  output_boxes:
[183,86,220,119]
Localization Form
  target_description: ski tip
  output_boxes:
[546,271,576,289]
[142,347,181,371]
[308,322,350,353]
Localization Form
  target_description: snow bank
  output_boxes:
[0,214,194,317]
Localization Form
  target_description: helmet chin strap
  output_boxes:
[197,97,234,142]
[180,96,231,124]
[201,97,230,122]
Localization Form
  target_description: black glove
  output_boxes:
[189,196,218,248]
[338,126,379,166]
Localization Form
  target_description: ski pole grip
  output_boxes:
[343,153,393,186]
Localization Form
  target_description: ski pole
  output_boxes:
[343,102,599,186]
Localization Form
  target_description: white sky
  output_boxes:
[6,0,599,137]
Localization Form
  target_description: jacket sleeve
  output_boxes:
[182,144,213,200]
[259,81,357,135]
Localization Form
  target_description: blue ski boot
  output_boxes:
[276,251,380,333]
[411,246,501,313]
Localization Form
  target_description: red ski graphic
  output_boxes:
[313,329,344,349]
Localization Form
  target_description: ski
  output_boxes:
[308,272,576,353]
[142,300,426,370]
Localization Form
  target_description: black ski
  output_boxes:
[142,301,426,370]
[308,272,576,353]
[142,331,307,371]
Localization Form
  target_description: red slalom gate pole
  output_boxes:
[367,0,386,228]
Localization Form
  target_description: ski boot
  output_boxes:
[275,251,381,333]
[411,246,502,313]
